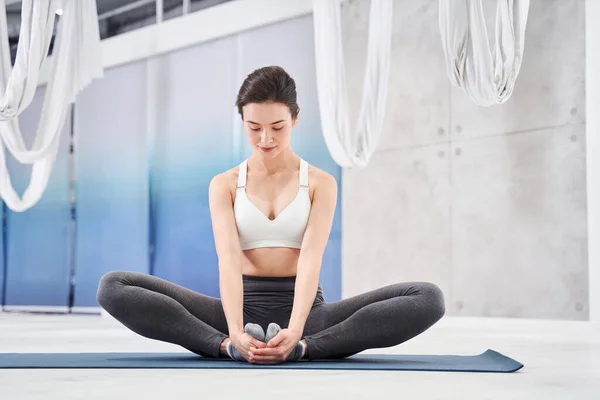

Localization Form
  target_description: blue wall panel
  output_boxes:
[73,61,149,307]
[4,86,72,307]
[150,37,238,297]
[0,203,4,306]
[0,15,342,307]
[238,16,342,301]
[151,16,341,300]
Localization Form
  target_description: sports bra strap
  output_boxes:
[299,159,308,187]
[237,160,247,188]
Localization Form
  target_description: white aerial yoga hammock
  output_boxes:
[312,0,392,168]
[439,0,530,106]
[0,0,103,212]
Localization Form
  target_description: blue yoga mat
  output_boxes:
[0,349,522,372]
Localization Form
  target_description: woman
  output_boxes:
[97,66,445,364]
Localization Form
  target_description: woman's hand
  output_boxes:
[249,328,302,364]
[231,332,266,362]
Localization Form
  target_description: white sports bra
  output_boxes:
[234,159,311,250]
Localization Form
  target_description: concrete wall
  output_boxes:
[341,0,588,320]
[586,0,600,322]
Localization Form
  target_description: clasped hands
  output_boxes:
[232,328,301,364]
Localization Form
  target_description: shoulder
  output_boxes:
[307,163,337,199]
[209,166,239,202]
[308,163,337,187]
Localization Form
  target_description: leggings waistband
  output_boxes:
[243,274,298,294]
[242,275,297,282]
[242,274,324,303]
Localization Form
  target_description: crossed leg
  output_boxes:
[302,282,446,359]
[97,272,445,361]
[97,271,229,358]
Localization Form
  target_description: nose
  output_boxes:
[260,130,273,144]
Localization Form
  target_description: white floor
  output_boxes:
[0,313,599,400]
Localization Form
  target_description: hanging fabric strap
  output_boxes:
[0,0,57,122]
[439,0,530,106]
[312,0,393,168]
[0,0,103,212]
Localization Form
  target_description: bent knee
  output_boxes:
[418,282,446,321]
[96,271,129,308]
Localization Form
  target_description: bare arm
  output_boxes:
[288,172,338,334]
[208,174,244,339]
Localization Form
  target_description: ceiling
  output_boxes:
[97,0,140,15]
[4,1,20,12]
[4,0,230,42]
[3,0,231,63]
[4,0,159,14]
[4,0,221,16]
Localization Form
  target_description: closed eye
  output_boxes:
[250,126,283,132]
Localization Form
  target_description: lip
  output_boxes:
[259,146,276,152]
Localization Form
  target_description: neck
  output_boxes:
[249,147,298,175]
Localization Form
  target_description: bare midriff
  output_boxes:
[241,248,300,277]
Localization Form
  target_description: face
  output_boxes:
[242,101,298,158]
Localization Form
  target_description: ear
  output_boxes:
[292,108,300,127]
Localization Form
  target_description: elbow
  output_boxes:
[299,247,323,263]
[298,251,323,272]
[217,251,241,272]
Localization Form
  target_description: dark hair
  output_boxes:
[236,66,300,120]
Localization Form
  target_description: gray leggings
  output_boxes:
[97,272,445,360]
